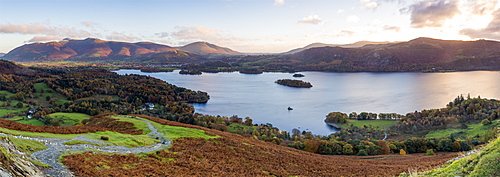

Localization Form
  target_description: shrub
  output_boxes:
[426,149,435,155]
[101,136,109,141]
[481,119,492,125]
[356,149,368,156]
[399,149,407,155]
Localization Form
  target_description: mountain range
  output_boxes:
[3,37,500,71]
[2,38,239,62]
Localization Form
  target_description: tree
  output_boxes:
[356,149,368,156]
[342,144,354,155]
[399,149,407,155]
[482,119,492,125]
[16,102,23,108]
[437,139,453,152]
[325,112,348,124]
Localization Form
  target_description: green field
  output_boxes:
[228,123,255,134]
[339,119,398,129]
[0,116,216,148]
[47,113,91,126]
[32,83,69,106]
[425,120,500,139]
[423,135,500,176]
[7,117,46,126]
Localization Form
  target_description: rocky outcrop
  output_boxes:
[0,137,45,177]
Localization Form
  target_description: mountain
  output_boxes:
[282,43,341,55]
[283,41,400,55]
[288,37,500,71]
[3,38,202,63]
[178,42,241,55]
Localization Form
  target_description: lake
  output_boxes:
[115,70,500,135]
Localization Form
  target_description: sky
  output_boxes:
[0,0,499,53]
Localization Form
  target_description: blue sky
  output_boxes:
[0,0,499,53]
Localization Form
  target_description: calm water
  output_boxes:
[115,70,500,135]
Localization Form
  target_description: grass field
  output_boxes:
[32,83,69,106]
[424,119,500,139]
[423,135,500,176]
[228,123,255,134]
[339,119,398,129]
[0,116,216,148]
[48,113,91,126]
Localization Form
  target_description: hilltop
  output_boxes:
[177,41,241,55]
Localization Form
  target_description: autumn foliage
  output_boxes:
[63,115,459,176]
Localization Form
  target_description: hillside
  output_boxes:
[3,38,204,63]
[178,41,241,55]
[0,60,33,75]
[283,41,400,55]
[61,115,459,176]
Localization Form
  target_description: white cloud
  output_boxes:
[0,23,91,37]
[460,9,500,40]
[337,9,345,13]
[382,25,401,31]
[274,0,284,6]
[168,26,248,46]
[360,0,378,9]
[298,14,325,25]
[346,15,361,23]
[27,36,61,42]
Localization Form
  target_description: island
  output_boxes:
[293,73,305,77]
[140,68,174,73]
[275,79,313,88]
[179,69,202,75]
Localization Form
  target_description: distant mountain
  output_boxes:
[0,53,5,57]
[289,37,500,71]
[283,41,400,55]
[177,42,241,55]
[3,38,203,63]
[282,43,341,55]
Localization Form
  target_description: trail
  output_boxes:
[0,116,171,177]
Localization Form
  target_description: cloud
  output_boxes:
[106,31,140,42]
[155,32,169,38]
[360,0,378,9]
[0,23,92,38]
[403,0,461,28]
[168,26,247,45]
[298,14,325,25]
[81,21,97,28]
[337,9,345,13]
[27,36,61,42]
[465,0,498,15]
[346,15,361,23]
[274,0,284,6]
[460,9,500,40]
[336,30,355,37]
[382,25,401,31]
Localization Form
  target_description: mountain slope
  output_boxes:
[3,38,193,62]
[283,41,401,55]
[290,38,500,69]
[62,115,459,176]
[178,42,241,55]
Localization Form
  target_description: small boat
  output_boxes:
[287,107,293,110]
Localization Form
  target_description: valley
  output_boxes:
[0,59,499,176]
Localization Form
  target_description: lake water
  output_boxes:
[115,70,500,135]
